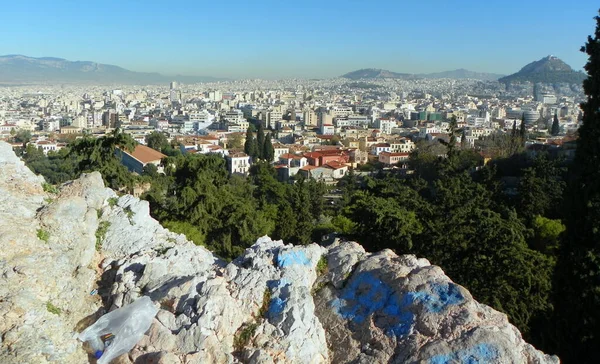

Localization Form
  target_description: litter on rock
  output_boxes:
[78,296,158,364]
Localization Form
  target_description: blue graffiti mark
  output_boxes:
[332,271,415,336]
[331,273,465,338]
[269,296,286,316]
[429,343,499,364]
[276,250,311,268]
[409,282,464,313]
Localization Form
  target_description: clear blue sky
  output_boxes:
[1,0,598,79]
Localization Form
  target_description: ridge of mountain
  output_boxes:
[0,54,225,85]
[341,67,503,81]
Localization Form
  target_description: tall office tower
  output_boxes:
[170,81,178,90]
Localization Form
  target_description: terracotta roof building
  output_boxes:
[119,145,166,174]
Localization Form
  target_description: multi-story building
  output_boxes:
[226,152,251,175]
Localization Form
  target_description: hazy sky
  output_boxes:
[1,0,598,79]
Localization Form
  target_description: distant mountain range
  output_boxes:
[341,68,504,81]
[0,55,225,85]
[498,56,586,84]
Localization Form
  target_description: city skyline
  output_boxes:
[2,0,598,79]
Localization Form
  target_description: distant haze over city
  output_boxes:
[1,0,597,79]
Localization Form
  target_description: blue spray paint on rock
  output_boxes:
[276,250,311,268]
[429,343,499,364]
[269,296,286,316]
[408,282,464,313]
[331,272,465,337]
[332,271,415,336]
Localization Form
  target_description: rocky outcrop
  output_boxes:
[0,142,559,363]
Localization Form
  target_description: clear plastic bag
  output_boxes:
[78,296,159,364]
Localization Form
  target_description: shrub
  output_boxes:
[95,221,111,251]
[107,197,118,207]
[233,322,258,352]
[316,256,328,276]
[42,182,59,194]
[258,288,271,318]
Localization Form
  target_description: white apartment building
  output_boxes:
[374,118,396,135]
[226,152,251,175]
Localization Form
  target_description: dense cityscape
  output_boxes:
[0,69,584,180]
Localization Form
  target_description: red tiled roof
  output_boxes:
[128,145,166,164]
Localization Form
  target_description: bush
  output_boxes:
[234,322,258,352]
[107,197,118,207]
[316,256,328,276]
[258,289,271,319]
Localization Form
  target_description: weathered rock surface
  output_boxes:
[0,141,559,364]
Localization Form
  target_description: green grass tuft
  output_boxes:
[37,229,50,242]
[46,301,61,315]
[42,182,59,194]
[95,221,111,251]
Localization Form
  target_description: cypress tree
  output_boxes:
[511,118,517,137]
[551,112,560,136]
[555,11,600,363]
[257,124,265,159]
[263,133,274,162]
[519,115,527,140]
[244,127,258,159]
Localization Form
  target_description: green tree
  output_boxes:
[244,127,258,159]
[551,112,560,136]
[14,129,32,144]
[516,155,565,220]
[68,128,137,190]
[532,215,565,254]
[228,133,244,149]
[257,124,265,159]
[145,131,169,152]
[555,11,600,363]
[460,129,467,149]
[519,115,527,140]
[263,133,274,162]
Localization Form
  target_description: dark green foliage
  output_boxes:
[551,113,560,136]
[263,133,274,162]
[234,322,258,352]
[145,131,169,152]
[244,127,258,159]
[14,129,31,143]
[23,146,78,185]
[67,129,138,190]
[553,11,600,363]
[257,124,265,159]
[516,155,566,220]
